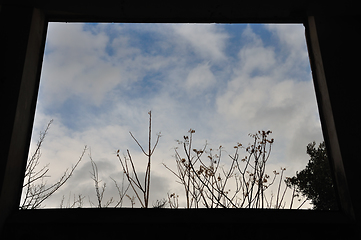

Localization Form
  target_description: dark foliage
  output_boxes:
[287,142,338,210]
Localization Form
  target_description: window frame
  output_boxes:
[0,7,356,233]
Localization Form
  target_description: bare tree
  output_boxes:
[22,116,307,209]
[116,111,161,208]
[163,130,305,209]
[21,120,87,209]
[59,193,86,208]
[88,151,130,208]
[89,152,112,208]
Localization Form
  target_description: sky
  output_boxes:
[24,22,324,208]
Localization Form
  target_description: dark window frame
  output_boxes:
[0,7,357,236]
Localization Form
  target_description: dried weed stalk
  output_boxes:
[117,111,161,208]
[164,130,302,209]
[88,151,130,208]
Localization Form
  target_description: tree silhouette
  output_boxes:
[286,141,338,210]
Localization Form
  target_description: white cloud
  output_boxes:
[41,23,122,107]
[237,25,276,76]
[266,24,307,54]
[27,23,323,208]
[185,62,216,94]
[265,24,310,79]
[172,24,229,62]
[215,24,323,170]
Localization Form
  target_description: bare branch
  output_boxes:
[21,120,87,209]
[129,131,148,156]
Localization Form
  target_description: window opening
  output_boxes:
[22,22,334,209]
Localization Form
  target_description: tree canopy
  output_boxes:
[287,141,338,210]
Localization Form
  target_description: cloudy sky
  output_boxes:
[24,22,324,208]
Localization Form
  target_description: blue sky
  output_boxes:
[26,22,323,208]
